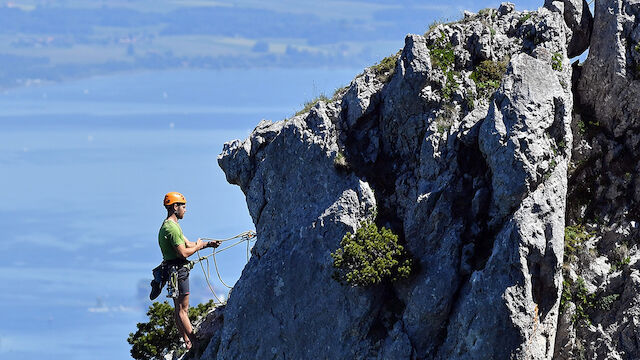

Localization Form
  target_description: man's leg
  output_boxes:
[174,294,193,349]
[172,297,187,342]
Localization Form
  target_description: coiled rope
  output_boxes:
[192,231,256,304]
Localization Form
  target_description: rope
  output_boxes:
[192,231,256,304]
[212,251,233,289]
[200,230,256,243]
[195,252,223,303]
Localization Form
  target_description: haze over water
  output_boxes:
[0,68,359,359]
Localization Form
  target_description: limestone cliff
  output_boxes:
[181,1,640,359]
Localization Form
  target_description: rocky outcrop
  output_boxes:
[159,0,640,358]
[553,0,640,359]
[544,0,592,57]
[191,3,584,359]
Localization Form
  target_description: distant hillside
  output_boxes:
[0,1,476,88]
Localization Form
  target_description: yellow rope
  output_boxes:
[212,251,233,289]
[193,231,256,304]
[195,252,223,303]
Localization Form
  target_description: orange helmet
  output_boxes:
[164,192,186,206]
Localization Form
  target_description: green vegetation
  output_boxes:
[465,91,476,110]
[569,277,595,325]
[610,243,631,272]
[436,118,452,134]
[443,70,461,100]
[517,12,533,26]
[435,103,456,134]
[128,300,216,360]
[428,31,460,100]
[561,277,621,325]
[597,293,621,311]
[331,220,412,287]
[295,94,330,116]
[564,225,592,263]
[552,52,563,71]
[332,85,349,100]
[429,31,455,71]
[371,52,399,83]
[333,151,349,171]
[560,279,573,313]
[425,17,458,35]
[292,84,349,118]
[543,158,558,182]
[558,140,566,153]
[470,59,508,98]
[477,8,492,17]
[610,256,630,272]
[576,117,601,136]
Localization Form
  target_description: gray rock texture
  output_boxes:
[188,3,580,359]
[553,0,640,359]
[544,0,593,57]
[166,0,640,358]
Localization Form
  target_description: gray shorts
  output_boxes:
[176,266,190,296]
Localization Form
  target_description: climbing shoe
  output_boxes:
[149,280,162,300]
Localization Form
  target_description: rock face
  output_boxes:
[553,0,640,359]
[197,3,579,359]
[176,0,640,359]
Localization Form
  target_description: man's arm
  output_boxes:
[182,235,196,248]
[174,239,221,259]
[174,239,205,259]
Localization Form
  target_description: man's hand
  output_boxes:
[195,239,205,250]
[206,240,222,248]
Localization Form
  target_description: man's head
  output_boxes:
[164,192,187,219]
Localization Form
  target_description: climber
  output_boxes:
[154,191,221,350]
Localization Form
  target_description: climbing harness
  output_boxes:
[191,231,256,303]
[166,266,180,299]
[153,230,256,302]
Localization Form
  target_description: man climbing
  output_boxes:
[157,191,221,350]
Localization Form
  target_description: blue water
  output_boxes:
[0,67,361,359]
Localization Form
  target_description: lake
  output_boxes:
[0,67,361,359]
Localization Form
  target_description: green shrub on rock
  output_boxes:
[552,52,563,71]
[564,224,592,263]
[561,277,621,326]
[427,31,460,100]
[470,59,507,98]
[127,300,216,360]
[331,221,412,287]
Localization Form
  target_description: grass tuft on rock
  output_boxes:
[470,59,507,98]
[371,52,399,83]
[294,94,330,117]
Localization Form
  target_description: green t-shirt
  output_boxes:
[158,219,186,261]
